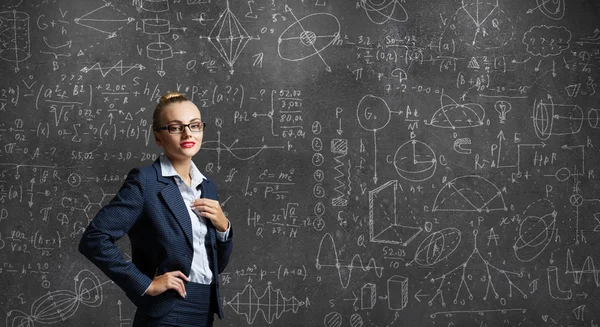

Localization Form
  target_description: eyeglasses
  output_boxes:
[158,122,205,134]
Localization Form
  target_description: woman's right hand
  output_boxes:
[146,271,190,298]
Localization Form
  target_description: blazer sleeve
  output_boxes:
[216,225,233,273]
[79,167,152,297]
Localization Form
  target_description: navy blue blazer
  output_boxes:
[79,159,233,319]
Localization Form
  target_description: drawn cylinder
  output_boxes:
[533,101,583,140]
[141,0,169,12]
[0,10,31,63]
[143,18,170,35]
[147,42,173,61]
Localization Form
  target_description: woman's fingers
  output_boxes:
[148,271,189,298]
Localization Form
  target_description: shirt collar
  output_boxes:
[159,154,206,188]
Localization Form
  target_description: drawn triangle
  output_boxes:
[467,57,480,69]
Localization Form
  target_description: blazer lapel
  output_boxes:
[199,181,219,274]
[154,160,194,250]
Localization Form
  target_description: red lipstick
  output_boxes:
[181,142,195,148]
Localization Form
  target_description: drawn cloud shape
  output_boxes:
[522,25,571,57]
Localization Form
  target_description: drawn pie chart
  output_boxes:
[393,140,437,182]
[278,12,340,62]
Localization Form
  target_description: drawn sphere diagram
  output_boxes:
[278,11,340,72]
[513,199,557,262]
[360,0,408,25]
[393,140,437,182]
[444,0,515,50]
[0,10,31,72]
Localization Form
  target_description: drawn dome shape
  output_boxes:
[432,175,506,213]
[513,199,557,262]
[428,94,485,129]
[360,0,408,24]
[278,12,340,62]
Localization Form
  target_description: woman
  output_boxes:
[79,92,233,326]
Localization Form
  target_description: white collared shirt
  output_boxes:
[160,154,230,284]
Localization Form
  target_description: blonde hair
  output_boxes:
[152,92,190,131]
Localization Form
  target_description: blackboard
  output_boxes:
[1,0,600,326]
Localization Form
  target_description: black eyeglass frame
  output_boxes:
[158,122,206,134]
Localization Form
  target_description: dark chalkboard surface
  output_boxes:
[1,0,600,326]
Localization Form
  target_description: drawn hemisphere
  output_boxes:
[432,175,507,212]
[360,0,408,24]
[356,94,391,131]
[513,199,557,262]
[278,12,340,62]
[393,140,437,182]
[411,227,461,266]
[428,94,485,129]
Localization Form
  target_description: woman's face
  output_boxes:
[154,101,203,163]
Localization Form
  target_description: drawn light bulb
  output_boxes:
[494,100,512,124]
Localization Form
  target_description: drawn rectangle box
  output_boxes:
[331,139,348,155]
[388,275,408,310]
[361,283,376,309]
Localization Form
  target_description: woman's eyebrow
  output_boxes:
[166,118,201,124]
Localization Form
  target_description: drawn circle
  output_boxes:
[393,140,437,182]
[356,94,391,131]
[412,227,461,266]
[312,153,325,166]
[67,173,81,187]
[312,137,323,151]
[313,217,325,231]
[324,312,342,327]
[278,13,340,62]
[446,2,515,50]
[314,183,325,198]
[554,167,570,182]
[300,30,317,46]
[313,169,325,182]
[349,313,364,327]
[569,194,583,207]
[314,201,326,216]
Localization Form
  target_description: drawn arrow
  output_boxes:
[414,289,429,302]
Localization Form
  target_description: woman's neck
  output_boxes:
[169,157,192,184]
